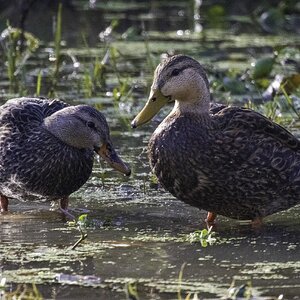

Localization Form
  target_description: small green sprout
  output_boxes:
[186,226,216,247]
[1,283,43,299]
[77,214,89,227]
[149,173,159,189]
[125,282,139,300]
[67,214,90,228]
[67,214,90,250]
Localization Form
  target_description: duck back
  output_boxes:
[0,98,94,201]
[149,107,300,220]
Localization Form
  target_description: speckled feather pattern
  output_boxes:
[0,98,94,201]
[144,54,300,220]
[149,106,300,220]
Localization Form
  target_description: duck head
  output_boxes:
[43,105,131,176]
[131,54,211,128]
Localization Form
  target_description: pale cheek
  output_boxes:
[161,82,172,96]
[161,81,185,98]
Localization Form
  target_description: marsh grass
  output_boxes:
[227,277,253,299]
[281,85,300,119]
[0,283,43,300]
[5,24,18,92]
[35,70,42,96]
[80,34,108,97]
[108,46,134,130]
[124,264,200,300]
[142,28,155,74]
[0,23,39,93]
[49,3,63,97]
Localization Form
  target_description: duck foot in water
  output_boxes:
[59,197,75,220]
[0,195,8,213]
[251,217,263,228]
[205,211,217,226]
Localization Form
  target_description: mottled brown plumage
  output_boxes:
[132,54,300,222]
[0,97,130,212]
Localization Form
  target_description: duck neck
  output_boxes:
[171,94,210,117]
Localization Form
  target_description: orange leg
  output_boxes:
[0,195,8,212]
[251,217,263,228]
[205,211,217,225]
[59,197,75,220]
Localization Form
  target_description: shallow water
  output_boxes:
[1,1,300,299]
[1,192,300,299]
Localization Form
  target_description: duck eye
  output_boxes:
[87,121,96,129]
[171,68,180,76]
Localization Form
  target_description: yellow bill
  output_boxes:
[131,89,170,128]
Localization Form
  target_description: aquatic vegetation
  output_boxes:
[186,227,217,247]
[1,283,43,300]
[178,263,193,300]
[0,24,39,93]
[67,214,91,250]
[35,70,42,97]
[148,173,159,189]
[227,278,252,299]
[250,54,277,80]
[125,281,140,300]
[110,46,133,103]
[82,56,107,97]
[0,1,300,299]
[67,213,116,250]
[49,2,63,96]
[0,274,6,298]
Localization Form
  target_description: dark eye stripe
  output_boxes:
[87,121,96,129]
[171,68,180,76]
[170,66,190,77]
[74,116,97,130]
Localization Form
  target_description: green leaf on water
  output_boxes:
[186,227,216,247]
[251,55,276,79]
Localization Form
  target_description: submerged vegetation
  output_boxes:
[0,0,300,299]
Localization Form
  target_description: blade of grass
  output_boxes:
[36,70,42,96]
[281,85,300,119]
[50,2,62,96]
[178,262,187,300]
[54,2,62,78]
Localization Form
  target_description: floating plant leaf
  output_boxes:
[251,55,276,79]
[125,281,140,300]
[186,226,216,247]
